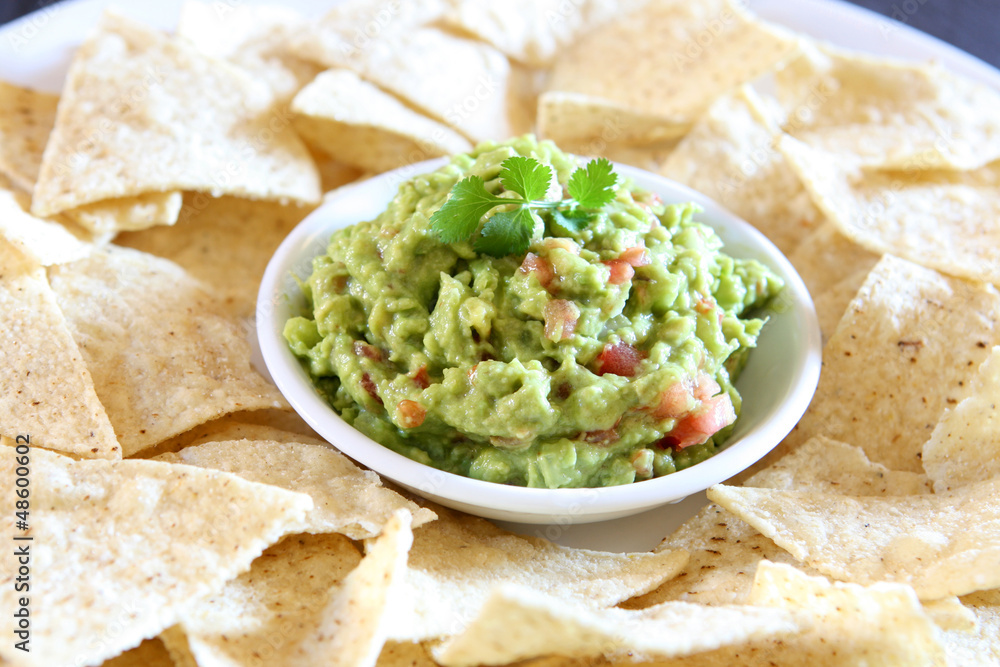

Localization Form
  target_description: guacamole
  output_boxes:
[284,136,783,488]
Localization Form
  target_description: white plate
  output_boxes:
[3,0,997,550]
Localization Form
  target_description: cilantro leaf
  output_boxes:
[550,207,595,233]
[474,207,535,257]
[567,158,618,209]
[499,156,552,202]
[429,176,508,243]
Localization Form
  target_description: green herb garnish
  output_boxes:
[429,156,619,256]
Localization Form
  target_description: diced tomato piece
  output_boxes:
[410,365,430,389]
[543,299,579,341]
[652,380,693,420]
[594,342,645,377]
[603,259,635,285]
[659,393,736,450]
[520,252,555,289]
[360,373,383,405]
[353,340,385,361]
[694,295,716,315]
[397,400,426,428]
[620,246,651,267]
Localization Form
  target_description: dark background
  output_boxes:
[1,0,998,70]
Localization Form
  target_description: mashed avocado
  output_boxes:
[284,136,783,488]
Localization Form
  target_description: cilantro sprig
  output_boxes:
[429,156,619,257]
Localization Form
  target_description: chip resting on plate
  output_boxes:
[775,253,1000,473]
[156,438,436,539]
[0,446,312,667]
[31,11,320,224]
[708,478,1000,599]
[290,69,472,173]
[922,346,1000,492]
[47,245,287,456]
[0,240,119,458]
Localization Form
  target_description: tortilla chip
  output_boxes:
[0,80,58,191]
[658,86,824,255]
[388,504,689,641]
[922,596,978,633]
[0,184,95,265]
[291,69,473,173]
[746,561,947,665]
[289,0,446,71]
[0,446,311,666]
[377,643,438,667]
[537,91,689,153]
[100,639,175,667]
[708,478,1000,599]
[63,191,184,235]
[433,583,799,666]
[922,347,1000,493]
[786,222,880,300]
[776,254,1000,473]
[941,590,1000,666]
[625,436,929,609]
[295,20,513,142]
[775,44,1000,170]
[292,511,414,667]
[116,194,316,320]
[156,439,436,539]
[177,1,321,103]
[780,135,1000,286]
[811,267,869,342]
[32,11,320,221]
[443,0,646,67]
[0,240,119,458]
[547,1,797,124]
[47,245,286,457]
[169,532,362,667]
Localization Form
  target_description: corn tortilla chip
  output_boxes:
[626,436,929,609]
[811,267,870,342]
[387,504,689,641]
[547,1,797,124]
[294,511,415,667]
[377,643,438,667]
[537,91,690,154]
[922,596,978,633]
[658,86,824,255]
[775,44,1000,170]
[442,0,646,68]
[291,69,473,173]
[177,1,321,103]
[776,254,1000,473]
[116,194,317,319]
[708,478,1000,599]
[786,222,880,301]
[0,241,119,458]
[32,11,320,220]
[296,23,513,142]
[156,439,436,539]
[47,245,286,457]
[922,347,1000,493]
[0,446,311,667]
[101,639,175,667]
[433,583,799,666]
[64,191,184,235]
[169,532,362,667]
[746,561,947,665]
[940,590,1000,666]
[781,135,1000,286]
[0,80,58,191]
[289,0,447,73]
[0,184,94,266]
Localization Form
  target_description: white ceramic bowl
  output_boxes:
[257,158,822,524]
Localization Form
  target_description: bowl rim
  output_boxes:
[257,157,822,521]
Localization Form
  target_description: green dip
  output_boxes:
[284,136,783,488]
